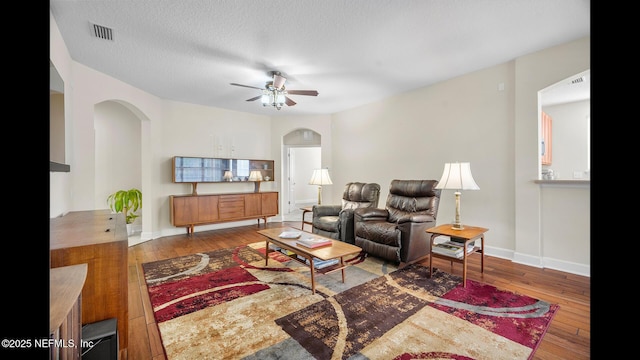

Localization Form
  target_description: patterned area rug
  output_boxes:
[142,242,558,360]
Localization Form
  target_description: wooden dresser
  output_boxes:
[50,210,128,359]
[170,191,279,234]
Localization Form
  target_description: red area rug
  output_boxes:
[142,243,558,359]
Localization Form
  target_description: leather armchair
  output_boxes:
[312,182,381,244]
[353,179,441,267]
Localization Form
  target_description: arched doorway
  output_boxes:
[94,100,146,243]
[282,129,321,220]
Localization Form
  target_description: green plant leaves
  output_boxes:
[107,188,142,224]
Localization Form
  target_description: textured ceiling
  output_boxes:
[50,0,590,116]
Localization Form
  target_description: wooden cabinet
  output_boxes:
[541,111,552,165]
[198,195,220,222]
[245,192,278,217]
[170,191,279,233]
[172,156,276,195]
[261,192,279,215]
[173,156,275,183]
[50,210,128,359]
[50,264,87,360]
[244,193,262,217]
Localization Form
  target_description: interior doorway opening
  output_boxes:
[282,129,321,221]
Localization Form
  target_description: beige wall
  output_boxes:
[332,60,516,256]
[514,37,590,274]
[50,93,65,163]
[51,9,589,275]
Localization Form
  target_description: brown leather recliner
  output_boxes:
[353,179,440,267]
[312,182,381,244]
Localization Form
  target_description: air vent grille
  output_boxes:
[571,76,585,84]
[91,23,113,41]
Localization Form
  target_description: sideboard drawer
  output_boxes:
[219,195,245,219]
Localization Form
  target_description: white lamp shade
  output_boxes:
[435,162,479,190]
[248,170,263,181]
[223,170,233,180]
[309,168,333,185]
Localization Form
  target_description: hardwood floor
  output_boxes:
[127,221,590,359]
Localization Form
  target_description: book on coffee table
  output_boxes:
[297,237,332,248]
[303,257,340,269]
[279,231,302,239]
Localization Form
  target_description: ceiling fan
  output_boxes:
[230,71,319,110]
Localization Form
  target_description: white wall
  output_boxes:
[50,172,70,218]
[49,10,73,219]
[51,10,589,275]
[156,101,274,237]
[94,101,143,210]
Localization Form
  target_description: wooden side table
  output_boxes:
[300,206,314,231]
[426,224,488,287]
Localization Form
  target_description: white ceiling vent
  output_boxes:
[571,76,585,84]
[90,22,113,41]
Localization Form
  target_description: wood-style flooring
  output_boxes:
[127,221,590,359]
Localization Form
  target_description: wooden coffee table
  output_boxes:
[257,227,362,294]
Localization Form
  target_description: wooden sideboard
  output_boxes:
[50,264,87,360]
[170,191,279,234]
[50,210,128,359]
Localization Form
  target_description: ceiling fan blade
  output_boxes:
[286,90,319,96]
[285,96,297,106]
[246,95,261,102]
[273,74,286,90]
[230,83,263,90]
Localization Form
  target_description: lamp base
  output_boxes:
[253,181,261,193]
[451,191,464,230]
[451,222,465,230]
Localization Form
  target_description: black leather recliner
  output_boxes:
[353,179,440,267]
[312,182,381,244]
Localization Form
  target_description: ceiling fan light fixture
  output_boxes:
[261,91,271,105]
[231,71,318,110]
[273,91,284,110]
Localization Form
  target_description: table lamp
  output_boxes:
[309,168,333,205]
[223,170,233,181]
[435,162,479,230]
[249,170,263,192]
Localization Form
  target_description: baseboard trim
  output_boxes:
[128,226,591,277]
[511,251,589,277]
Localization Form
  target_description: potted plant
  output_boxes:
[107,188,142,235]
